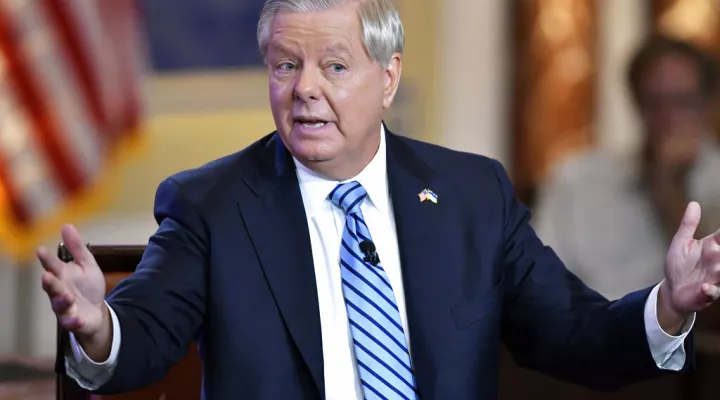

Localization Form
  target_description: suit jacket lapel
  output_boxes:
[386,130,452,396]
[237,134,325,397]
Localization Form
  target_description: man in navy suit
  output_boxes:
[38,0,720,399]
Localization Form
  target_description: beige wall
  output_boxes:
[437,0,511,166]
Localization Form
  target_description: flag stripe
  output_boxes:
[70,0,125,141]
[0,71,63,222]
[28,1,107,178]
[0,2,85,197]
[102,0,143,143]
[0,152,30,225]
[9,0,107,183]
[0,102,30,225]
[0,55,30,224]
[43,0,107,136]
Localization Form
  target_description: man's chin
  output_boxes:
[294,146,337,163]
[306,156,332,162]
[291,153,334,168]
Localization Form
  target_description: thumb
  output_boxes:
[61,224,93,266]
[674,201,702,242]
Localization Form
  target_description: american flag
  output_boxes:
[0,0,145,258]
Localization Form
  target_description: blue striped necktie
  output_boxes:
[329,181,418,400]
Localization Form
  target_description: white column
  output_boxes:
[597,0,648,155]
[436,0,510,168]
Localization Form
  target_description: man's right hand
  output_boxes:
[37,224,112,361]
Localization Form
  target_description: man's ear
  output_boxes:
[382,53,402,109]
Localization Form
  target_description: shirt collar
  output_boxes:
[293,124,390,217]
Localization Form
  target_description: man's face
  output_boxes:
[637,53,709,166]
[265,3,401,179]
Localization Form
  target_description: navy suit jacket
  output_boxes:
[83,128,692,399]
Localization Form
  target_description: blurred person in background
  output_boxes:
[534,35,720,300]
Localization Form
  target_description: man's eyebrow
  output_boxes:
[324,43,352,56]
[267,42,352,58]
[267,42,297,56]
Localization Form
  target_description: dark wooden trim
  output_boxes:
[57,243,145,273]
[56,324,91,400]
[510,0,598,207]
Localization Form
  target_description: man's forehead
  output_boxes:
[268,17,359,54]
[271,4,359,24]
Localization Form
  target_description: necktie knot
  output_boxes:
[328,181,367,214]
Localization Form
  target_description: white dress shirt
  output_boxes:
[66,125,692,398]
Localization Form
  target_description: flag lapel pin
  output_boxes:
[418,188,438,203]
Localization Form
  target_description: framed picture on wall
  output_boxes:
[139,0,266,72]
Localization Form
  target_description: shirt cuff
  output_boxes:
[64,301,121,389]
[644,281,695,370]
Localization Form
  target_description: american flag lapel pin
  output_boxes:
[418,188,438,204]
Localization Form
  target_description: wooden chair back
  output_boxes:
[55,244,202,400]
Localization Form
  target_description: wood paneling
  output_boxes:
[651,0,720,52]
[512,0,597,204]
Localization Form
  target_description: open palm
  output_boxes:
[38,224,106,337]
[664,202,720,314]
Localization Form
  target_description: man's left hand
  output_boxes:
[658,201,720,334]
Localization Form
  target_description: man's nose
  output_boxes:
[294,68,322,102]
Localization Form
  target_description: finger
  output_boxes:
[36,246,64,276]
[702,283,720,302]
[58,315,83,331]
[702,234,720,264]
[710,228,720,246]
[709,262,720,283]
[51,292,76,315]
[41,271,68,298]
[673,202,701,242]
[61,224,92,266]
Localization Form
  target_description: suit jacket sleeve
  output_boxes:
[491,160,694,391]
[94,177,209,394]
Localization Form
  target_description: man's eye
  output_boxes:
[330,64,346,73]
[278,63,296,71]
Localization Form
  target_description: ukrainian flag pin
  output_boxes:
[418,188,438,203]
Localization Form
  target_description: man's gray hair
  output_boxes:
[257,0,404,66]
